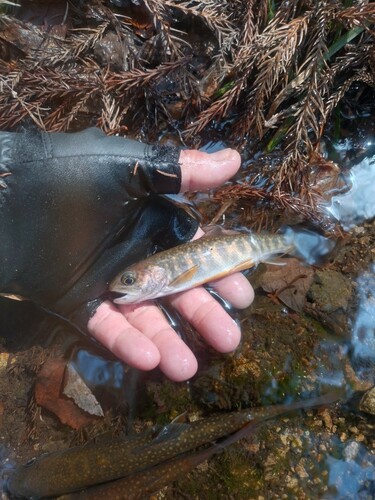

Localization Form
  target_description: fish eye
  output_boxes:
[121,273,136,286]
[24,457,37,467]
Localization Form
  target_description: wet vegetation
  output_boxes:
[1,0,375,225]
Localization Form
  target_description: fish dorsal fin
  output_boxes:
[169,265,199,287]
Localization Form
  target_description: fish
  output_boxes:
[7,393,340,498]
[57,445,224,500]
[58,415,274,500]
[109,232,296,304]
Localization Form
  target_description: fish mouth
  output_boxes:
[107,291,129,304]
[109,291,148,304]
[108,290,162,304]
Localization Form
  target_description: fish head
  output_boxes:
[109,264,169,304]
[7,454,54,498]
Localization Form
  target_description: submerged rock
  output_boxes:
[308,269,353,313]
[359,386,375,416]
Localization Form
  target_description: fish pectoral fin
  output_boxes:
[169,265,199,287]
[0,293,29,302]
[170,411,188,424]
[153,423,189,443]
[263,259,287,266]
[230,258,255,274]
[134,423,189,454]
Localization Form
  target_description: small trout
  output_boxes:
[110,232,295,304]
[8,393,339,498]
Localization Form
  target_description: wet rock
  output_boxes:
[343,441,361,461]
[306,269,353,337]
[308,270,353,313]
[94,32,133,71]
[359,386,375,416]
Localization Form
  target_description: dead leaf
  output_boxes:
[0,352,10,371]
[258,258,314,312]
[35,358,99,430]
[63,363,104,417]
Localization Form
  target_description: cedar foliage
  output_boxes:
[0,0,374,223]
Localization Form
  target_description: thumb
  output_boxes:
[179,148,241,192]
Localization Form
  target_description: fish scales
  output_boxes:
[8,409,253,498]
[110,233,293,304]
[59,446,219,500]
[8,392,341,499]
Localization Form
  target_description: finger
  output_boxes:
[179,148,241,192]
[118,302,198,382]
[209,273,254,309]
[168,287,241,353]
[87,301,161,370]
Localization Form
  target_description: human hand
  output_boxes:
[88,149,254,381]
[0,129,253,380]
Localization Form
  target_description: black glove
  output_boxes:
[0,127,199,331]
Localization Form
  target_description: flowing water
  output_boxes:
[1,120,374,500]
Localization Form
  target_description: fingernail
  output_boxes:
[210,148,237,161]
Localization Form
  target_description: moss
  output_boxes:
[142,380,197,424]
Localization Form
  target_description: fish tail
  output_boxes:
[280,226,336,265]
[219,391,342,450]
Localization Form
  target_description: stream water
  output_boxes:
[1,118,374,500]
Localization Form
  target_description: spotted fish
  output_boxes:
[109,232,295,304]
[7,393,339,498]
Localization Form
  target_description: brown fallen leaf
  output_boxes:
[63,363,104,417]
[34,358,99,430]
[0,352,10,370]
[258,258,314,312]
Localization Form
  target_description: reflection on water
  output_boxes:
[314,340,349,388]
[326,154,375,230]
[326,442,375,499]
[0,446,14,495]
[72,349,125,394]
[350,264,375,371]
[71,349,144,416]
[310,268,374,389]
